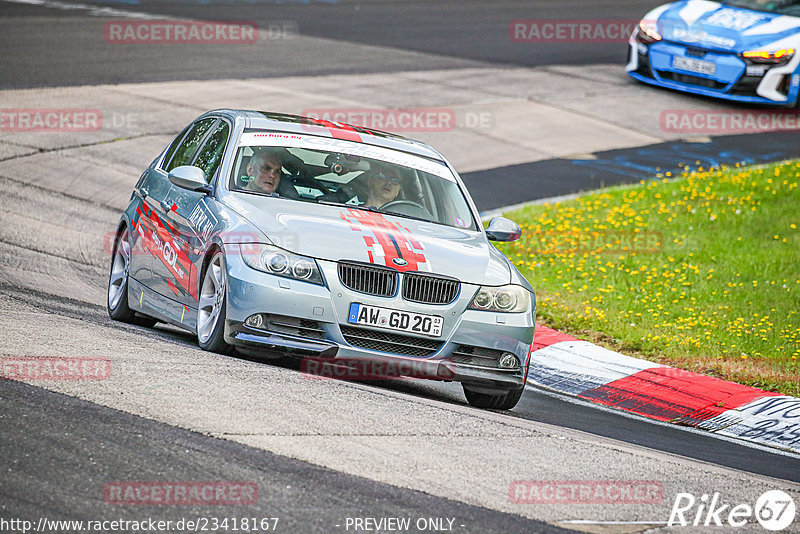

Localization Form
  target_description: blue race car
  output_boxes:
[627,0,800,106]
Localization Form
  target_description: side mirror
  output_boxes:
[168,166,210,193]
[485,217,521,242]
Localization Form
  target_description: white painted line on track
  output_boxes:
[527,381,800,461]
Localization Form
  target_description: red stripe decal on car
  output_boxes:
[341,208,428,272]
[135,202,198,301]
[309,118,363,143]
[167,278,181,297]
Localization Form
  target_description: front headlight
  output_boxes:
[469,285,530,313]
[636,19,661,44]
[240,244,324,285]
[741,48,795,65]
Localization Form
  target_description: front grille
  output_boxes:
[655,70,727,90]
[451,345,506,368]
[340,325,443,357]
[264,315,325,341]
[338,262,397,297]
[402,273,459,305]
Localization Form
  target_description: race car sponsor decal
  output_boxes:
[669,27,736,48]
[704,8,769,31]
[188,201,218,241]
[238,131,453,181]
[133,201,198,301]
[340,208,430,272]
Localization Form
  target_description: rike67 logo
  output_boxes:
[669,490,796,531]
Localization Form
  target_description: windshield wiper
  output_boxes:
[318,200,381,214]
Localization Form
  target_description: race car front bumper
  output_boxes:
[626,38,800,107]
[222,248,534,393]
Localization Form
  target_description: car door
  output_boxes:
[129,123,189,291]
[134,117,217,302]
[160,118,231,310]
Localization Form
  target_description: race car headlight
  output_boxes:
[241,244,324,285]
[741,48,795,64]
[469,285,530,313]
[636,19,661,44]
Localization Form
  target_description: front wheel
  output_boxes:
[463,385,524,410]
[197,250,233,354]
[107,226,156,327]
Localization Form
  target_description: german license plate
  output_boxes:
[348,303,443,337]
[672,55,716,75]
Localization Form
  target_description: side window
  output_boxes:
[192,121,230,183]
[160,125,190,171]
[165,118,216,172]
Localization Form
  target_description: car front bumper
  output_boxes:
[626,39,800,107]
[222,246,534,393]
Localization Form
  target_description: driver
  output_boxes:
[244,149,284,195]
[363,167,402,208]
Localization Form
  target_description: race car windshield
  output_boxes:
[228,144,478,231]
[717,0,800,15]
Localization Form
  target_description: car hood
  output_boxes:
[222,195,512,286]
[655,0,800,51]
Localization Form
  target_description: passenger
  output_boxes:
[244,149,284,195]
[363,167,402,208]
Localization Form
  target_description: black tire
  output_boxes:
[463,385,525,410]
[197,250,234,354]
[107,226,157,327]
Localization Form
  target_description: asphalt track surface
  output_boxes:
[1,0,800,531]
[1,379,566,533]
[0,0,646,88]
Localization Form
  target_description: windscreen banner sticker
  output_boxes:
[133,201,198,301]
[340,208,429,272]
[238,132,453,181]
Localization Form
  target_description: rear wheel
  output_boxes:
[197,250,233,354]
[107,226,157,327]
[463,385,524,410]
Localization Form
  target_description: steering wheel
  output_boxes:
[380,200,432,219]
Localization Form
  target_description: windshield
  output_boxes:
[717,0,800,15]
[228,133,477,231]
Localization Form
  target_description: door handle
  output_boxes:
[160,200,174,212]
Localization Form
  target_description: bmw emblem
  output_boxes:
[392,258,408,267]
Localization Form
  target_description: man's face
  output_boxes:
[247,154,282,194]
[368,171,402,203]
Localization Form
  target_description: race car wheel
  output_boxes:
[107,226,157,327]
[197,250,233,354]
[463,385,524,410]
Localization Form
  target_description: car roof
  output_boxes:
[203,109,446,162]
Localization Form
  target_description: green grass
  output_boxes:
[496,160,800,396]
